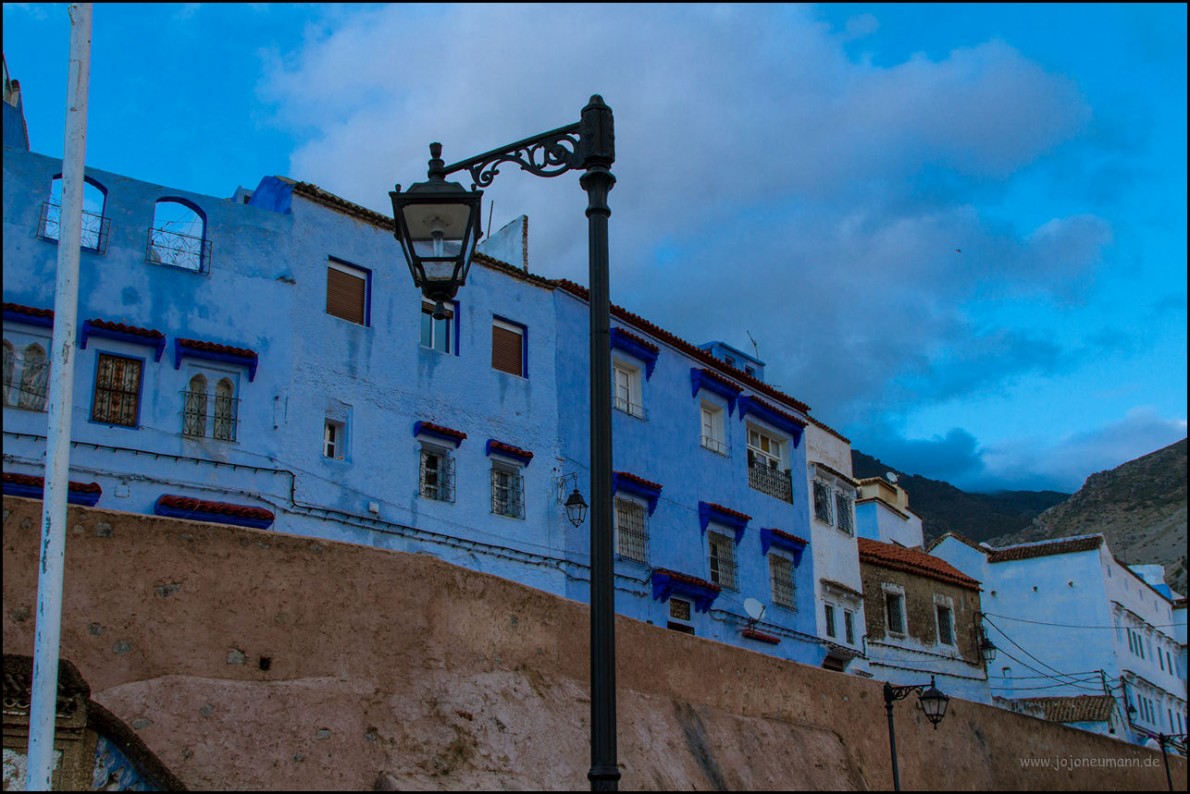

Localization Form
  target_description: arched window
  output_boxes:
[39,176,110,253]
[213,378,236,441]
[18,343,48,411]
[183,373,207,437]
[147,199,210,273]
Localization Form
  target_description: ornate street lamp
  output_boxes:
[979,636,998,663]
[884,676,950,791]
[565,487,589,528]
[391,96,619,790]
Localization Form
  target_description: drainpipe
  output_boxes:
[26,4,91,790]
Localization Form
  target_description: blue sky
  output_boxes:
[3,3,1186,493]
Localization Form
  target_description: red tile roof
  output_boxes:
[768,528,809,547]
[652,568,721,593]
[1013,695,1116,724]
[704,502,752,524]
[741,628,781,644]
[416,422,467,442]
[177,338,258,359]
[986,535,1103,563]
[612,326,660,354]
[156,495,274,522]
[3,302,53,320]
[614,471,663,493]
[3,472,101,494]
[86,318,165,340]
[487,440,533,461]
[857,538,981,591]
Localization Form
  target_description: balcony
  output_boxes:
[748,460,793,503]
[147,226,211,273]
[37,202,111,254]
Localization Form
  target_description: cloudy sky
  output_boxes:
[4,3,1186,493]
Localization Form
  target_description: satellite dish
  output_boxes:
[886,472,899,484]
[743,598,766,623]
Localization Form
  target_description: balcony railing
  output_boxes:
[749,460,793,503]
[147,226,211,273]
[37,202,111,254]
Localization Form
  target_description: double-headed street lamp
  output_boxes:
[883,676,950,791]
[390,96,619,790]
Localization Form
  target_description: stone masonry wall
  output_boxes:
[3,497,1184,790]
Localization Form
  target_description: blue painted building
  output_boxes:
[930,533,1188,746]
[2,72,858,671]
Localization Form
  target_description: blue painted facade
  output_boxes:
[930,533,1188,746]
[3,106,846,670]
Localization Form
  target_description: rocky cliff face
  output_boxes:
[991,438,1188,596]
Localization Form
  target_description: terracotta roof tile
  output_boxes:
[86,318,164,339]
[415,422,467,442]
[857,538,981,591]
[487,439,533,461]
[1013,695,1117,724]
[614,471,663,493]
[156,494,274,523]
[704,502,752,524]
[986,535,1103,563]
[176,338,258,359]
[3,302,53,320]
[652,568,721,593]
[3,472,101,494]
[768,528,809,547]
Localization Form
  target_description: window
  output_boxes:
[835,489,854,534]
[885,590,906,634]
[147,199,209,272]
[420,299,454,354]
[182,373,238,441]
[813,480,834,524]
[491,318,525,377]
[614,497,648,563]
[38,176,110,253]
[419,444,455,503]
[708,531,737,590]
[491,461,525,518]
[937,605,955,646]
[326,260,369,325]
[668,598,695,634]
[747,426,792,502]
[844,610,855,644]
[824,603,837,638]
[91,354,142,427]
[700,402,727,454]
[613,362,645,418]
[769,554,795,609]
[4,341,49,411]
[323,418,346,460]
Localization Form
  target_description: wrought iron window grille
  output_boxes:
[614,499,648,563]
[180,389,239,441]
[419,448,456,503]
[748,458,793,503]
[491,466,525,518]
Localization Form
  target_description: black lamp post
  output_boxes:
[883,676,950,791]
[390,96,619,790]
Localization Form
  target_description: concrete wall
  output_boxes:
[3,497,1184,791]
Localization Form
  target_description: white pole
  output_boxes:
[26,4,91,790]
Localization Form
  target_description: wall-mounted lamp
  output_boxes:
[558,473,589,528]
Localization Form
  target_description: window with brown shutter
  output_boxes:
[326,260,368,325]
[491,319,525,376]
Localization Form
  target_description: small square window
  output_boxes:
[323,418,346,460]
[668,598,695,634]
[91,353,142,427]
[326,259,369,325]
[492,318,525,377]
[420,299,454,354]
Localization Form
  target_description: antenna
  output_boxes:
[743,598,766,627]
[486,200,494,239]
[746,330,760,360]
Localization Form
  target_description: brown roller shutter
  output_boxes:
[327,264,366,324]
[492,322,524,376]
